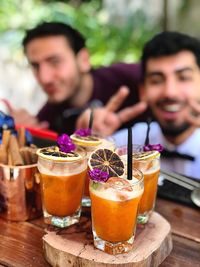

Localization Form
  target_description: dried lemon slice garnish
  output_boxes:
[70,134,102,147]
[88,148,124,177]
[133,150,160,160]
[132,150,160,172]
[37,146,82,161]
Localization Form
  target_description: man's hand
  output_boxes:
[76,86,147,136]
[10,108,49,129]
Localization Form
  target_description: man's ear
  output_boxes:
[139,84,147,101]
[77,48,91,73]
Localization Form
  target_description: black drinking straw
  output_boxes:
[127,127,132,180]
[144,116,151,145]
[88,108,94,130]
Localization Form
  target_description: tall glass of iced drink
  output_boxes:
[88,148,144,255]
[37,146,87,228]
[117,146,160,224]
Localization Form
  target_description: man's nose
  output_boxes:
[37,64,53,84]
[163,78,179,98]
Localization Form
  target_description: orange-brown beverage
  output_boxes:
[40,170,86,217]
[71,134,115,206]
[133,156,160,224]
[37,146,87,228]
[137,167,160,214]
[117,147,160,224]
[89,171,144,255]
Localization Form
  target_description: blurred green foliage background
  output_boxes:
[0,0,161,66]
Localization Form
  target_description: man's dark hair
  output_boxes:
[22,21,86,54]
[141,31,200,78]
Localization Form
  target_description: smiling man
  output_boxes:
[8,21,146,134]
[113,31,200,179]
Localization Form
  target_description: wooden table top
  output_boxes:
[0,197,199,267]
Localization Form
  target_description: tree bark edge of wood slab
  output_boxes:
[43,212,173,267]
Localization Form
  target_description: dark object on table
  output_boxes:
[157,172,200,208]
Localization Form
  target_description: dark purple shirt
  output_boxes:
[37,63,145,134]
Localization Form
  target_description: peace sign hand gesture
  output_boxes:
[76,86,147,136]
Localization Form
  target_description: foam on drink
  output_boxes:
[90,177,143,202]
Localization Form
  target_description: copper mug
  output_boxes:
[0,163,42,221]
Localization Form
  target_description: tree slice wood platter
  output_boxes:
[43,211,172,267]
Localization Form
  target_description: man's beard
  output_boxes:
[152,98,191,137]
[160,122,191,137]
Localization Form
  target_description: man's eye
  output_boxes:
[31,64,39,71]
[179,76,192,81]
[148,78,163,85]
[50,59,61,65]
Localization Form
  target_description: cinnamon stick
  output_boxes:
[8,135,24,166]
[8,152,12,166]
[2,130,11,150]
[20,147,32,165]
[0,144,8,164]
[28,147,38,164]
[17,127,26,148]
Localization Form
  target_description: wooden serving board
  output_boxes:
[43,211,172,267]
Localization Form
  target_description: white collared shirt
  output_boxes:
[113,122,200,180]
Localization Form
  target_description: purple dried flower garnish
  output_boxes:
[143,144,163,152]
[88,168,109,182]
[75,128,92,137]
[57,134,76,153]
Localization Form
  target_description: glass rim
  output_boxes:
[116,145,160,162]
[116,144,143,150]
[75,136,115,149]
[37,146,87,163]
